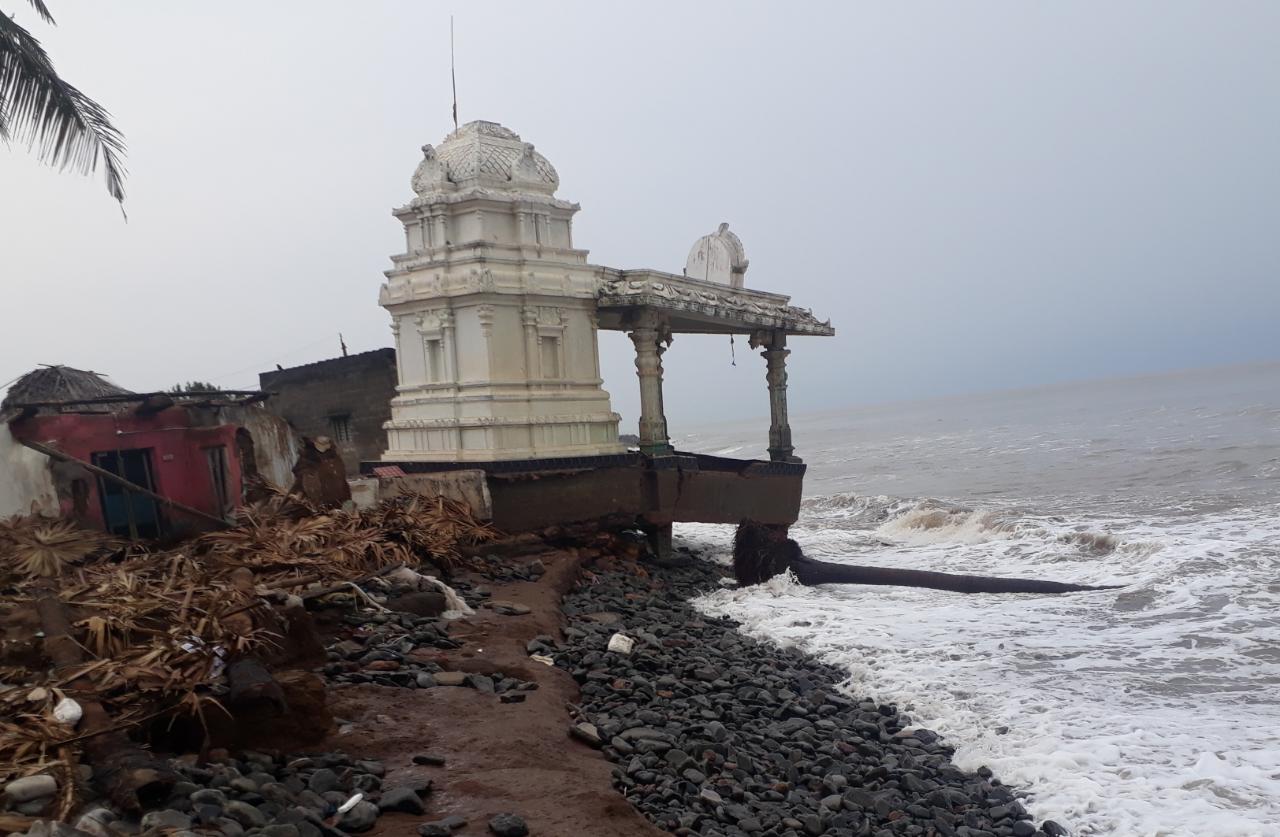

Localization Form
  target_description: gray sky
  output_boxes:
[3,2,1278,431]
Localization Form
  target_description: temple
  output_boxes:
[371,121,834,548]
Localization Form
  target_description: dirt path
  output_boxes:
[323,548,663,837]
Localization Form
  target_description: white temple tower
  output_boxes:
[378,121,624,461]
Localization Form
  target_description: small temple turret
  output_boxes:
[379,121,624,462]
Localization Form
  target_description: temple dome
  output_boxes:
[411,120,559,198]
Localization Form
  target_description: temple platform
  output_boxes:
[362,451,805,534]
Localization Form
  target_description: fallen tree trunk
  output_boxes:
[34,589,179,813]
[733,521,1122,594]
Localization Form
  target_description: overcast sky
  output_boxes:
[2,2,1278,431]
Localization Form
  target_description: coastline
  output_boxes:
[555,546,1066,837]
[4,533,1070,837]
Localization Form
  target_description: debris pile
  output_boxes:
[0,489,496,830]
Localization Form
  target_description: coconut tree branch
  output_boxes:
[23,1,56,26]
[0,9,127,208]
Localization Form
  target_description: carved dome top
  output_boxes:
[411,120,559,198]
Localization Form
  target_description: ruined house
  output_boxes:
[1,366,299,535]
[257,348,397,475]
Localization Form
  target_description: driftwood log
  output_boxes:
[733,521,1121,594]
[34,589,179,813]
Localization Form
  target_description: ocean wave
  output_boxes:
[684,499,1280,836]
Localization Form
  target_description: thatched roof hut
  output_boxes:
[1,365,135,412]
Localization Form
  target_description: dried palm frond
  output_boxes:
[0,517,119,578]
[0,489,499,787]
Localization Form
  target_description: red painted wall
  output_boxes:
[12,407,244,533]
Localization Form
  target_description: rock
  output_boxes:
[307,769,340,795]
[337,801,379,833]
[191,788,229,806]
[569,722,602,747]
[75,809,116,837]
[489,601,531,616]
[1042,823,1069,837]
[260,826,300,837]
[3,774,58,802]
[354,760,385,777]
[229,776,258,794]
[215,818,244,837]
[1011,823,1037,837]
[27,824,95,837]
[433,671,467,686]
[377,787,425,815]
[500,693,526,704]
[487,814,528,837]
[418,816,466,837]
[412,754,447,767]
[222,801,267,829]
[416,673,438,688]
[387,591,447,617]
[141,811,192,833]
[468,674,496,693]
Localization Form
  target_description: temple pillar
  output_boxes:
[629,310,673,456]
[754,330,799,462]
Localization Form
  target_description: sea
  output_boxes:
[675,361,1280,837]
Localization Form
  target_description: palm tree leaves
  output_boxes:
[23,1,55,25]
[0,515,120,579]
[0,3,127,207]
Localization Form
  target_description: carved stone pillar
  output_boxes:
[522,305,540,380]
[440,309,458,383]
[753,330,799,463]
[629,310,672,456]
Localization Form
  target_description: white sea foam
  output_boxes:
[682,497,1280,837]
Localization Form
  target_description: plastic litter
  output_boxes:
[52,697,83,726]
[336,793,364,814]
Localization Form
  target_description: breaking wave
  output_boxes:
[682,491,1280,836]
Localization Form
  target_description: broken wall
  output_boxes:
[217,404,301,490]
[0,422,59,518]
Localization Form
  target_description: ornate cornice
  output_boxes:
[597,272,834,336]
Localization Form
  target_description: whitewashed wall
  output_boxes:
[0,423,58,518]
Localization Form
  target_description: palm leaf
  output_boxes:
[23,2,56,25]
[0,11,127,207]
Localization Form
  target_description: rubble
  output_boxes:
[0,486,496,828]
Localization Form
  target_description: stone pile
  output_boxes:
[555,553,1068,837]
[8,750,438,837]
[320,611,536,697]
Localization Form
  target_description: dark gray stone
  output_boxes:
[307,769,339,795]
[140,811,192,832]
[337,801,379,833]
[487,813,528,837]
[222,801,267,829]
[377,787,425,815]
